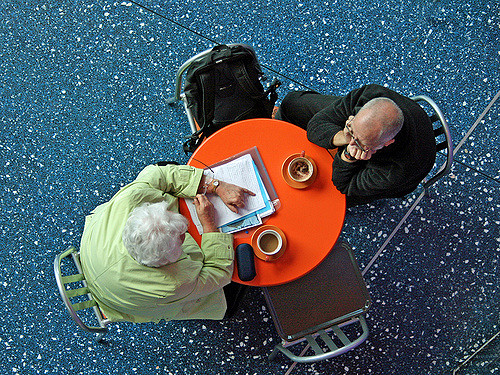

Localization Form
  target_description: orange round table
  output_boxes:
[179,118,346,286]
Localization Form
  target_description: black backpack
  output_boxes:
[182,44,280,154]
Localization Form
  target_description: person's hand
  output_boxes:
[345,144,374,161]
[343,116,373,161]
[332,116,355,148]
[216,182,255,214]
[193,194,218,233]
[333,129,350,147]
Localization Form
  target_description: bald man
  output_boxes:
[275,84,436,206]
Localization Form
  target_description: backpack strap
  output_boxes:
[182,70,217,154]
[230,60,267,100]
[197,70,216,129]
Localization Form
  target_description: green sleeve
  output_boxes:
[193,232,235,293]
[133,164,204,198]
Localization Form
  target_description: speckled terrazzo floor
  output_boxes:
[1,1,499,374]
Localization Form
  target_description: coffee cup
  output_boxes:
[256,229,283,261]
[288,155,314,182]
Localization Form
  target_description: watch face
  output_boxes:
[213,179,219,186]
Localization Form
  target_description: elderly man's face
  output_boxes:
[344,115,392,155]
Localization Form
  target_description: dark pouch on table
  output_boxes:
[235,243,256,281]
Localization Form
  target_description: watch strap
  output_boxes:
[343,148,356,161]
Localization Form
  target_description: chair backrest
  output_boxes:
[166,43,247,134]
[54,246,110,342]
[362,96,454,276]
[411,95,454,189]
[262,240,371,363]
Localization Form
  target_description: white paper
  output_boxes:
[185,154,267,234]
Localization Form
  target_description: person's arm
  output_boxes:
[180,194,234,299]
[134,165,255,212]
[306,103,347,149]
[193,193,219,233]
[169,231,234,305]
[134,164,204,198]
[331,154,401,199]
[307,84,387,149]
[197,175,255,214]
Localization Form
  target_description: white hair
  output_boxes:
[122,201,189,267]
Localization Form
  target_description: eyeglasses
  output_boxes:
[345,117,371,153]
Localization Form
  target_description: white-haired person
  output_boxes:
[80,163,254,323]
[275,84,436,207]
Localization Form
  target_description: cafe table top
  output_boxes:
[178,118,346,286]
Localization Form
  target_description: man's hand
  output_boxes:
[342,115,373,161]
[345,144,373,161]
[332,129,349,148]
[332,116,356,148]
[193,194,218,233]
[216,181,255,214]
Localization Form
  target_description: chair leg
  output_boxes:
[269,345,281,361]
[95,332,106,343]
[452,330,500,375]
[268,317,369,364]
[362,190,426,276]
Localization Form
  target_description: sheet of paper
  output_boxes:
[220,214,262,234]
[219,160,275,233]
[185,154,267,234]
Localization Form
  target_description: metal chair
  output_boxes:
[166,43,246,134]
[262,240,371,363]
[54,245,111,342]
[362,95,454,275]
[453,329,500,374]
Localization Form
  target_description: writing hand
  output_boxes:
[193,194,218,232]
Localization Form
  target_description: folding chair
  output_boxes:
[362,95,454,275]
[54,245,111,342]
[262,240,371,363]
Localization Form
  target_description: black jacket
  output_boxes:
[307,84,436,207]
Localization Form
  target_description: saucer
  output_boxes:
[281,154,318,189]
[251,225,287,261]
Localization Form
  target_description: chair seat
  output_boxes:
[262,240,371,363]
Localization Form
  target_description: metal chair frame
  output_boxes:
[263,240,371,364]
[54,245,111,342]
[362,95,454,275]
[166,43,245,134]
[452,329,500,374]
[268,315,369,364]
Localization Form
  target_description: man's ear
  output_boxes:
[384,139,395,147]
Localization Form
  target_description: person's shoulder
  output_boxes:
[349,84,399,102]
[361,84,419,109]
[362,83,396,96]
[363,83,385,90]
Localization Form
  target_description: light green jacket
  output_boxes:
[80,165,234,323]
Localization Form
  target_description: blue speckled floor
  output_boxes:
[1,1,499,374]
